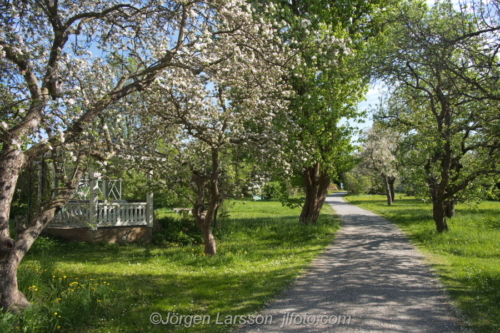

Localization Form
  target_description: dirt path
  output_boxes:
[232,192,462,333]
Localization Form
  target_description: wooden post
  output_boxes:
[147,171,154,228]
[51,162,57,198]
[89,172,99,230]
[102,178,108,202]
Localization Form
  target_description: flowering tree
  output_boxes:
[118,14,290,254]
[0,0,277,311]
[359,125,401,206]
[254,0,392,224]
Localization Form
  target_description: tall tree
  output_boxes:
[374,0,500,232]
[254,0,395,224]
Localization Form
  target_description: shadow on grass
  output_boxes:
[431,262,500,333]
[12,212,340,333]
[16,255,321,333]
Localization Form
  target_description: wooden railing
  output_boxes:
[50,202,150,228]
[98,203,148,226]
[51,203,90,227]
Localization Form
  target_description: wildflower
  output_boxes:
[97,300,101,302]
[57,326,61,329]
[54,312,58,315]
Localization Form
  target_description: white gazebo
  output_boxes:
[45,172,154,243]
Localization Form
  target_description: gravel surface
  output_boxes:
[232,192,463,333]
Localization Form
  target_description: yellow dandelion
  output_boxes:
[54,312,58,315]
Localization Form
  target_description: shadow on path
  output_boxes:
[232,192,462,333]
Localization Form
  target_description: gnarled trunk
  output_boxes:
[200,221,216,256]
[1,205,65,312]
[191,148,221,255]
[299,163,330,225]
[0,145,28,312]
[0,159,82,312]
[432,201,449,232]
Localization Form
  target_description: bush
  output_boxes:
[343,172,372,195]
[152,216,203,247]
[262,182,280,200]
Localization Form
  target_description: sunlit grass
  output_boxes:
[345,194,500,333]
[1,200,340,332]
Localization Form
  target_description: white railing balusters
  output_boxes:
[51,202,149,227]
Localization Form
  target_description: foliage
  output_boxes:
[343,171,373,195]
[152,216,203,247]
[345,194,500,333]
[372,0,500,229]
[262,182,281,200]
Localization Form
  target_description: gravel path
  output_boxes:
[233,192,462,333]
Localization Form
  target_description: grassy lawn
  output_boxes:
[344,194,500,333]
[1,200,340,333]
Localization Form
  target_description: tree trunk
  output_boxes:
[383,175,393,206]
[0,146,26,240]
[191,148,221,255]
[1,205,64,312]
[0,161,82,312]
[1,243,30,313]
[0,146,28,312]
[200,223,216,256]
[432,201,449,232]
[299,163,330,225]
[389,177,396,202]
[445,200,455,218]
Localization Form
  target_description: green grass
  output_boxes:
[344,194,500,333]
[1,200,340,333]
